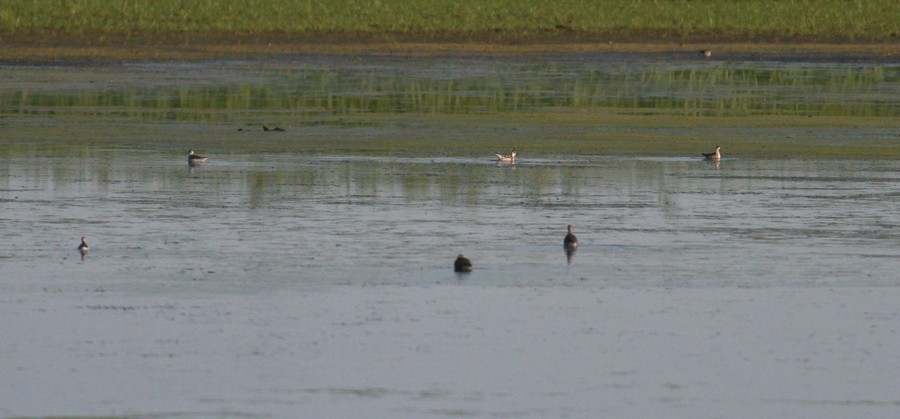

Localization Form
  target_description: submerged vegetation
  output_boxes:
[1,0,898,44]
[1,59,897,159]
[2,62,895,119]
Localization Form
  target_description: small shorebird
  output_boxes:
[495,149,516,163]
[188,149,208,165]
[702,146,722,160]
[78,236,89,258]
[263,124,285,132]
[454,254,473,273]
[702,49,712,58]
[563,225,579,251]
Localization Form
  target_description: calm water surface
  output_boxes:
[3,150,898,288]
[1,55,899,418]
[1,54,896,287]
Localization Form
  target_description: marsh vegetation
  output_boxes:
[2,57,896,158]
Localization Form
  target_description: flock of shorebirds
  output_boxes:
[77,146,723,269]
[79,48,719,262]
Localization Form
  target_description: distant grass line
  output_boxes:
[1,0,898,43]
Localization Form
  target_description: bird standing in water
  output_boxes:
[454,254,473,273]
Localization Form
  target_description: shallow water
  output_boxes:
[3,151,899,289]
[2,56,900,417]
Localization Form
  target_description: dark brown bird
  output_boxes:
[454,254,473,273]
[563,225,578,251]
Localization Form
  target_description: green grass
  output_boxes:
[1,0,898,42]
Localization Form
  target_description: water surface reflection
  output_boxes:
[3,150,898,289]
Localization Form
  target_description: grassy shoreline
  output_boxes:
[1,0,898,62]
[2,39,898,64]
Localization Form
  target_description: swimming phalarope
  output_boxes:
[563,225,579,250]
[188,149,208,165]
[454,254,473,273]
[701,49,712,58]
[702,146,721,160]
[78,236,89,254]
[495,149,516,163]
